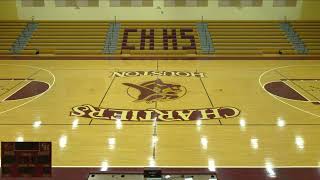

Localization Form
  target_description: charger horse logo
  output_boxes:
[123,79,186,103]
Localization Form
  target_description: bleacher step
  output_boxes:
[196,22,214,54]
[10,22,38,54]
[280,22,308,54]
[104,23,121,54]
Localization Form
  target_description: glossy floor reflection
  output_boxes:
[0,60,319,169]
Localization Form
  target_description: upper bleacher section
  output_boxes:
[0,20,320,57]
[0,21,27,55]
[22,21,109,55]
[207,21,296,55]
[291,22,320,54]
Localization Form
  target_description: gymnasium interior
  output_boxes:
[0,0,320,179]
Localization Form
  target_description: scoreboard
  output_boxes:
[1,142,52,177]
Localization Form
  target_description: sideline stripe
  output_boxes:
[2,123,320,126]
[0,78,33,80]
[52,165,320,168]
[199,77,222,125]
[89,75,116,125]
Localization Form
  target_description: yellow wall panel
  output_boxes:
[301,0,320,20]
[15,0,305,20]
[0,0,18,20]
[11,0,320,21]
[0,0,315,21]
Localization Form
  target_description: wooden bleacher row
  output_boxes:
[30,36,105,39]
[120,49,298,55]
[215,49,297,55]
[291,22,320,54]
[0,21,320,55]
[7,49,297,55]
[207,22,296,54]
[28,39,105,43]
[0,21,27,54]
[12,49,105,55]
[24,22,109,54]
[208,32,287,36]
[33,29,107,32]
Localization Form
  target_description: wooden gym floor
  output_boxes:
[0,59,320,168]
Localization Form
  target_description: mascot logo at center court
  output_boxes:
[70,71,241,121]
[123,79,186,103]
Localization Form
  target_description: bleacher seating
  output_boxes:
[1,20,320,57]
[207,21,296,55]
[117,22,201,55]
[0,21,27,54]
[23,21,109,55]
[291,22,320,54]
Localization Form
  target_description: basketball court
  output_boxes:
[0,59,319,169]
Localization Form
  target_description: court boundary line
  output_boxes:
[276,70,318,102]
[89,75,117,125]
[258,65,320,118]
[1,164,318,168]
[152,60,159,162]
[52,165,320,168]
[199,76,222,125]
[3,123,320,126]
[0,64,55,115]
